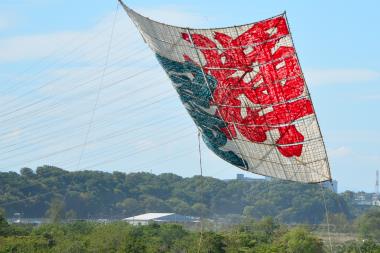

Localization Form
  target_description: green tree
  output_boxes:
[198,232,226,253]
[0,166,352,223]
[116,198,141,216]
[20,167,35,178]
[142,195,171,213]
[0,210,12,236]
[327,213,351,233]
[356,208,380,241]
[336,240,380,253]
[278,227,324,253]
[46,198,65,223]
[192,203,210,217]
[167,198,191,215]
[65,210,77,221]
[243,206,255,218]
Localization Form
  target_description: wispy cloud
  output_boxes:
[327,131,380,145]
[1,128,22,142]
[360,94,380,101]
[0,5,205,63]
[0,6,203,171]
[0,13,14,31]
[305,69,380,86]
[329,146,352,157]
[0,31,83,62]
[0,12,122,62]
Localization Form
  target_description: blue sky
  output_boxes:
[0,0,379,192]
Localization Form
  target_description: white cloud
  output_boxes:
[0,12,16,31]
[0,5,205,63]
[360,94,380,101]
[1,128,22,142]
[329,146,352,157]
[0,5,204,171]
[0,17,10,30]
[327,131,380,145]
[0,31,84,62]
[304,69,380,86]
[0,11,123,63]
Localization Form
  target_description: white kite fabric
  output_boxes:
[120,2,332,183]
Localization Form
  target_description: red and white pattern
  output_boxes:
[182,17,313,158]
[122,3,331,183]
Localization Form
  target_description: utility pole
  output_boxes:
[373,170,380,206]
[376,170,379,199]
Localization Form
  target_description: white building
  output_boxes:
[372,199,380,206]
[123,213,199,225]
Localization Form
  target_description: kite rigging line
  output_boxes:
[0,15,118,99]
[320,182,333,253]
[197,131,204,253]
[76,2,120,170]
[284,13,332,182]
[0,131,195,208]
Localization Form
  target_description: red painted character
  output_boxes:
[182,16,313,157]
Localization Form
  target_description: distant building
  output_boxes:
[322,180,338,193]
[354,192,373,206]
[349,191,380,206]
[372,199,380,206]
[123,213,199,226]
[372,191,380,206]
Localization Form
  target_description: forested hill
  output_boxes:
[1,166,351,224]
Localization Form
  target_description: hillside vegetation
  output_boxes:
[1,214,380,253]
[1,166,351,224]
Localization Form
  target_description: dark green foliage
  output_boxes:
[20,167,35,178]
[355,208,380,241]
[198,231,226,253]
[46,198,65,223]
[326,213,352,233]
[0,211,12,236]
[1,216,380,253]
[0,212,32,238]
[0,166,351,224]
[223,218,327,253]
[0,218,341,253]
[336,240,380,253]
[278,227,324,253]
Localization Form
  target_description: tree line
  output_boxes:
[0,165,360,224]
[1,213,379,253]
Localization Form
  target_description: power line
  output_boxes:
[0,41,149,118]
[0,9,131,97]
[0,95,175,157]
[1,113,189,169]
[0,89,173,153]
